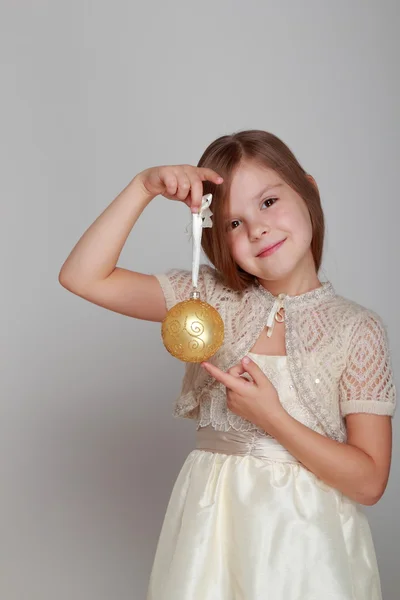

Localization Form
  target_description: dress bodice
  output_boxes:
[246,352,326,436]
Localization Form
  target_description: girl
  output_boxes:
[59,130,396,599]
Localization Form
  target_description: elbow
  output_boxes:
[58,270,67,287]
[360,494,381,507]
[58,268,79,291]
[58,271,72,290]
[358,480,388,506]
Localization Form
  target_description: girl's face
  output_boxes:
[224,160,317,286]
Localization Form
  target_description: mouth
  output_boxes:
[256,239,287,258]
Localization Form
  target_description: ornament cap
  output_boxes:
[190,289,201,300]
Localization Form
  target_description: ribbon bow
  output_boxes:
[266,293,286,337]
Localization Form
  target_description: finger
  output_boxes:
[241,356,266,386]
[163,174,178,196]
[201,361,248,393]
[175,173,191,201]
[227,362,255,384]
[198,168,224,185]
[227,363,245,377]
[187,175,204,214]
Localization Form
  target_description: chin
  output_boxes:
[235,259,284,281]
[257,271,289,283]
[260,264,301,283]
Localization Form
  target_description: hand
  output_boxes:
[201,356,285,430]
[135,164,223,213]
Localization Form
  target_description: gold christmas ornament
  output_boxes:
[161,194,224,362]
[161,293,224,362]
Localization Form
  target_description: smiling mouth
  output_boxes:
[257,239,286,258]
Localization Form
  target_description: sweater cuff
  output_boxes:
[340,400,396,417]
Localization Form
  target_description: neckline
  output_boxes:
[253,279,335,308]
[248,352,287,360]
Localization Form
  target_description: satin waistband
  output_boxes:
[195,425,299,463]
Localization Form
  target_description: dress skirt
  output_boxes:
[146,425,383,600]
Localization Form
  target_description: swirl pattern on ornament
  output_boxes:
[161,298,224,362]
[185,318,205,337]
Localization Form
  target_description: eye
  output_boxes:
[227,219,242,231]
[261,197,278,209]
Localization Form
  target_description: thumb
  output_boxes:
[241,356,265,385]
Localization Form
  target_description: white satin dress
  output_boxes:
[147,353,383,600]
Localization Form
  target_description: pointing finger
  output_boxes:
[201,361,249,393]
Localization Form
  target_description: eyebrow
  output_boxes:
[251,182,283,200]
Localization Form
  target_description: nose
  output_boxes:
[249,221,269,242]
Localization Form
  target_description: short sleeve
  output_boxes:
[154,263,215,312]
[339,311,397,417]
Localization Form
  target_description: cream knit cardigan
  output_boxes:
[155,265,396,443]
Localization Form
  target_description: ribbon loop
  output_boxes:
[266,293,286,337]
[192,193,213,289]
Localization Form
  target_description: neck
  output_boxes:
[257,254,322,298]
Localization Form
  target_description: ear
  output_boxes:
[306,174,319,192]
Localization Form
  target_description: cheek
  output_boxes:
[280,205,312,241]
[297,209,313,243]
[227,233,248,263]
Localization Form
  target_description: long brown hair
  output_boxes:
[198,130,325,292]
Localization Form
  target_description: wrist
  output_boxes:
[130,174,156,205]
[260,403,289,433]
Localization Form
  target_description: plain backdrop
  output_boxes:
[1,1,399,598]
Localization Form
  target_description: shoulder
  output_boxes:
[332,292,386,323]
[329,292,391,349]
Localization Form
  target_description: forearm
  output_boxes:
[58,176,154,287]
[263,409,382,505]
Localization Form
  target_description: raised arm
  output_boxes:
[58,165,223,322]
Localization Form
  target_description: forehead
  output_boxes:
[226,162,284,210]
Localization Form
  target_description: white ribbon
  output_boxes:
[192,193,213,289]
[266,293,285,337]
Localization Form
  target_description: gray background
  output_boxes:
[2,1,399,598]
